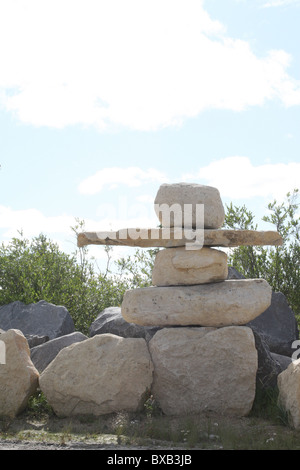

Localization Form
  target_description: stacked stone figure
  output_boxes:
[122,183,272,328]
[78,182,282,417]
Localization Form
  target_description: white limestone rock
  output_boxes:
[277,359,300,428]
[77,228,283,248]
[39,334,153,417]
[0,329,39,418]
[152,246,228,286]
[154,183,225,229]
[149,326,258,416]
[121,279,272,327]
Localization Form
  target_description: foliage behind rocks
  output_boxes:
[0,232,126,335]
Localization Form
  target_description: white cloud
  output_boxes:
[0,204,146,274]
[0,206,76,239]
[0,201,159,274]
[136,194,156,204]
[0,0,299,131]
[262,0,300,7]
[182,156,300,201]
[78,167,168,195]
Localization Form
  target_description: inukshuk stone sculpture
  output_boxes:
[78,182,282,417]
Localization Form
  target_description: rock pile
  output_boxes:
[77,182,283,417]
[3,182,300,422]
[120,183,274,415]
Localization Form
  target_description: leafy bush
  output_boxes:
[0,231,126,334]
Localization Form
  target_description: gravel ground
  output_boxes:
[1,408,298,451]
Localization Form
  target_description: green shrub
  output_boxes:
[0,231,126,334]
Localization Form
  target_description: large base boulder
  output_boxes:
[0,300,75,340]
[39,334,154,417]
[148,326,257,416]
[0,329,39,418]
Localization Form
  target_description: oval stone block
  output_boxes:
[154,183,225,229]
[39,334,154,417]
[149,326,258,416]
[121,279,272,327]
[152,246,228,286]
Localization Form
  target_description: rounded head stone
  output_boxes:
[154,183,225,229]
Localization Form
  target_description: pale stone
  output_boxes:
[121,279,272,327]
[277,360,300,428]
[39,334,153,417]
[154,183,225,229]
[0,329,39,418]
[149,326,258,416]
[152,246,228,286]
[77,228,282,249]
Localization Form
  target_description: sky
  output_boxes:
[0,0,299,271]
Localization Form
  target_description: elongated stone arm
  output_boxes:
[77,228,283,248]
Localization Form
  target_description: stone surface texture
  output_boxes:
[0,329,39,418]
[121,279,272,327]
[277,359,300,429]
[154,183,225,229]
[39,334,154,417]
[152,246,228,286]
[148,326,258,416]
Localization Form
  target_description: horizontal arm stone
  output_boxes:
[77,228,283,248]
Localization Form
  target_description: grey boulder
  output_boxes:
[26,335,49,348]
[248,291,299,357]
[89,307,159,342]
[251,328,290,390]
[0,300,75,340]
